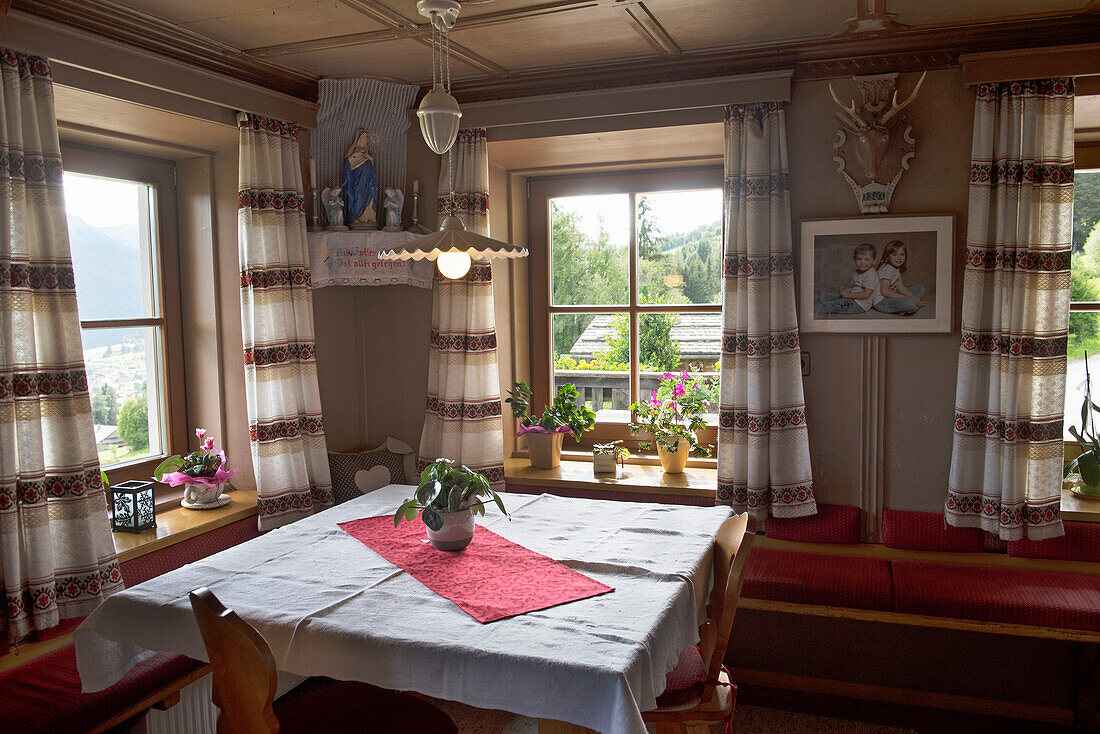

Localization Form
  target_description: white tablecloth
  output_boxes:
[75,488,731,734]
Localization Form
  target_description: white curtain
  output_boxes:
[239,114,334,530]
[420,129,505,488]
[717,103,816,520]
[946,79,1074,541]
[0,50,123,646]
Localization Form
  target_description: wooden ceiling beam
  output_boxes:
[337,0,418,30]
[618,2,680,56]
[421,37,508,76]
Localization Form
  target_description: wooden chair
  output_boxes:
[642,513,756,734]
[189,587,457,734]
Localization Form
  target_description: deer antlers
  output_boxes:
[879,71,927,127]
[829,71,928,130]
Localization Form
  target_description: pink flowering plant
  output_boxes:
[628,371,715,456]
[153,428,239,488]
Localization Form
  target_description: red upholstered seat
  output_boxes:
[655,645,738,713]
[120,516,260,587]
[892,561,1100,633]
[1007,521,1100,563]
[882,509,984,552]
[764,504,861,544]
[0,644,205,734]
[275,679,458,734]
[742,548,893,611]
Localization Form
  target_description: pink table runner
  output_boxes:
[338,515,614,623]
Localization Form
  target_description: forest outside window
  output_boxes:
[1067,167,1100,448]
[61,145,186,487]
[529,168,723,449]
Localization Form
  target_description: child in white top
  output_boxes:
[873,240,926,316]
[814,243,881,315]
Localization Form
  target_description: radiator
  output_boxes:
[145,673,216,734]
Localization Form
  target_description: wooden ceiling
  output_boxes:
[10,0,1100,102]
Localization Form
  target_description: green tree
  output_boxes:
[1073,170,1100,253]
[118,396,149,452]
[595,313,681,372]
[636,195,664,261]
[91,384,119,425]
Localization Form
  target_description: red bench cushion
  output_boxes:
[1007,521,1100,563]
[892,561,1100,633]
[882,509,984,553]
[742,548,893,611]
[764,504,861,544]
[0,644,205,734]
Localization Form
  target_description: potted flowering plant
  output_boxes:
[629,371,714,474]
[153,428,239,509]
[506,381,596,469]
[1065,353,1100,498]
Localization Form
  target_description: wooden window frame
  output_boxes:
[61,144,187,495]
[528,166,723,454]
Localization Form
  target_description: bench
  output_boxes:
[0,516,260,733]
[735,505,1100,727]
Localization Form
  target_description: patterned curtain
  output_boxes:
[946,79,1074,541]
[717,103,816,520]
[0,51,123,646]
[238,114,334,530]
[419,129,505,488]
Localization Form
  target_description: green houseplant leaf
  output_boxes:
[393,458,510,528]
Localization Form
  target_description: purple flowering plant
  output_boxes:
[628,370,715,456]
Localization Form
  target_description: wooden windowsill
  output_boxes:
[1061,488,1100,523]
[112,489,258,563]
[504,457,717,499]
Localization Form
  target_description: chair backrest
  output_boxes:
[698,514,756,702]
[189,587,280,734]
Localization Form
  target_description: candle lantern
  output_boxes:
[111,480,157,533]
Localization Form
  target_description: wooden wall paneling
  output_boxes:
[860,336,886,542]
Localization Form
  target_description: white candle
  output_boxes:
[413,179,419,194]
[309,157,317,185]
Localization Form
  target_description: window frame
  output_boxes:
[61,144,187,490]
[528,166,724,452]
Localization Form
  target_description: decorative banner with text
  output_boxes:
[307,230,433,289]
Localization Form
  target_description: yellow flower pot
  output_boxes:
[657,440,690,474]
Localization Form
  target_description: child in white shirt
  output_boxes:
[814,243,882,315]
[873,240,925,315]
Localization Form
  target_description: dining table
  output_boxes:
[75,485,732,734]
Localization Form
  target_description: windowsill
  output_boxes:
[503,457,717,499]
[1062,488,1100,523]
[112,489,258,563]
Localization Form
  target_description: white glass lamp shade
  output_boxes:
[379,215,529,279]
[418,85,462,155]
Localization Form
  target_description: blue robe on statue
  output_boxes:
[342,156,378,225]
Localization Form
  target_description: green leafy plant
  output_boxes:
[629,370,714,456]
[153,428,227,481]
[394,458,508,530]
[1065,353,1100,493]
[505,380,597,441]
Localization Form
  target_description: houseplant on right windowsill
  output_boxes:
[1065,353,1100,499]
[629,371,713,474]
[506,381,596,469]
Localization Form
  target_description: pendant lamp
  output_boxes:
[379,212,528,279]
[417,1,462,155]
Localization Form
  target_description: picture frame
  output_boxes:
[799,215,954,334]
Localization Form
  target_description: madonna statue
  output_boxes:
[342,129,378,229]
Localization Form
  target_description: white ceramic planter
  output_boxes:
[426,508,476,551]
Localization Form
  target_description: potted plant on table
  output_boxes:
[153,429,239,509]
[506,381,597,469]
[629,371,714,474]
[1065,354,1100,499]
[394,459,509,550]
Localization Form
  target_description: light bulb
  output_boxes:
[437,251,472,279]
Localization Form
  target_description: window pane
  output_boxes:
[551,195,629,306]
[64,172,159,321]
[83,326,166,467]
[1067,312,1100,440]
[553,313,630,420]
[637,190,723,305]
[639,312,720,424]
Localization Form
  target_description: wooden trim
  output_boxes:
[729,667,1076,726]
[1078,142,1100,171]
[754,536,1100,576]
[0,631,77,674]
[112,490,258,563]
[504,457,716,499]
[960,43,1100,85]
[738,598,1099,643]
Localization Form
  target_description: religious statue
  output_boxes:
[342,129,378,230]
[321,186,347,231]
[382,188,404,232]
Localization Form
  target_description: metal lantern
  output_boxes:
[111,480,157,533]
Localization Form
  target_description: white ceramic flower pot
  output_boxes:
[426,508,476,551]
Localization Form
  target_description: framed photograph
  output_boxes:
[799,215,954,334]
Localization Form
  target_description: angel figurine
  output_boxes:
[382,188,404,232]
[322,186,347,231]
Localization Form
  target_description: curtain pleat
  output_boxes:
[946,79,1074,541]
[419,129,505,488]
[0,50,123,646]
[238,114,334,530]
[717,103,816,520]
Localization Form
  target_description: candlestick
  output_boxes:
[413,179,419,194]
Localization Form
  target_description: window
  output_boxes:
[61,145,186,486]
[529,168,723,451]
[1067,167,1100,442]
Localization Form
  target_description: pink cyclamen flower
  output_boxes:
[196,428,206,440]
[203,436,215,451]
